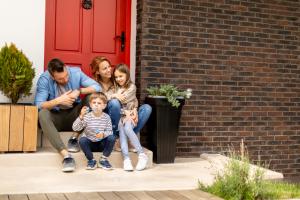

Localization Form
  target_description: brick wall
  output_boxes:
[136,0,300,177]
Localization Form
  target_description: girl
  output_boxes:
[112,63,148,171]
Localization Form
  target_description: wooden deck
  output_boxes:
[0,190,222,200]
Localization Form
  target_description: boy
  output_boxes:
[72,92,115,170]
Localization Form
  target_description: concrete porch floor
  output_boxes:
[0,153,283,195]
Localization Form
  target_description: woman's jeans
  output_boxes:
[105,99,152,137]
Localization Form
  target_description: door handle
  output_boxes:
[115,31,125,52]
[82,0,92,10]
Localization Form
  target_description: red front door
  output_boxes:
[44,0,131,76]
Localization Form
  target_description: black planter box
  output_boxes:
[145,96,185,163]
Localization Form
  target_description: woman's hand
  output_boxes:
[115,93,126,103]
[123,109,138,126]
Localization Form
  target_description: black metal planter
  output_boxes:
[145,96,185,163]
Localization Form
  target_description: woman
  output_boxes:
[90,56,152,138]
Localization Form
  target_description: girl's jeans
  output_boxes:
[119,121,143,159]
[105,99,152,137]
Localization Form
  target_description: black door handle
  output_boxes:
[82,0,92,10]
[115,31,125,52]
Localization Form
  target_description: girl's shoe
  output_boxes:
[86,159,97,170]
[136,153,148,171]
[123,158,134,171]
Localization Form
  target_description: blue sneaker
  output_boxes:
[86,159,97,170]
[99,159,113,170]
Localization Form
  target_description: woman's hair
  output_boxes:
[90,56,113,84]
[113,63,132,89]
[89,92,107,104]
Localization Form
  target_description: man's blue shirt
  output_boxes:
[34,67,101,110]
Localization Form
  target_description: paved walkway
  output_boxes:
[0,154,283,194]
[0,190,223,200]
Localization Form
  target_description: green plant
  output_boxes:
[0,43,35,104]
[199,141,300,200]
[146,84,192,108]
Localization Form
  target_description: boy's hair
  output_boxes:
[47,58,65,75]
[113,63,132,88]
[89,92,107,104]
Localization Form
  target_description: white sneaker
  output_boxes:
[129,148,137,153]
[136,153,148,171]
[123,158,134,171]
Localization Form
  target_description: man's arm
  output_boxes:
[41,90,74,110]
[79,70,101,93]
[34,76,76,110]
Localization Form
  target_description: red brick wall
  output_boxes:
[136,0,300,177]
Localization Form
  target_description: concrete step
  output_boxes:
[0,147,153,169]
[12,130,153,169]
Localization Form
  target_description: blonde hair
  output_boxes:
[113,63,132,89]
[90,56,113,84]
[89,92,107,104]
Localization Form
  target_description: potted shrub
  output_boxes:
[0,43,37,152]
[145,84,192,163]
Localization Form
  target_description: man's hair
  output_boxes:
[89,92,107,104]
[47,58,65,75]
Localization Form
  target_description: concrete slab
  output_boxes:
[0,154,283,194]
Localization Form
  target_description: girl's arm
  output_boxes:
[121,84,138,105]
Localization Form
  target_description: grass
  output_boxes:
[199,140,300,200]
[261,181,300,199]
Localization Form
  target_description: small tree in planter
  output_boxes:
[0,43,35,104]
[0,43,37,152]
[145,84,192,163]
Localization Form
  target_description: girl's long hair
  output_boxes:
[113,63,132,89]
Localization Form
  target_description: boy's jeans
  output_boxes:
[79,135,115,161]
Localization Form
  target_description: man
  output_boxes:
[34,58,101,172]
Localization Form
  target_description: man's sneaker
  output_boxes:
[99,159,113,170]
[86,159,97,170]
[67,137,80,153]
[123,158,134,171]
[62,157,75,172]
[136,153,148,171]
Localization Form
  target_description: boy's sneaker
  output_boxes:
[136,153,148,171]
[86,159,97,170]
[123,158,134,171]
[99,159,113,170]
[62,157,75,172]
[67,137,80,152]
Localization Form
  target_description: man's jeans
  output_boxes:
[38,97,89,152]
[105,99,152,137]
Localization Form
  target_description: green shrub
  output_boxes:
[0,43,35,104]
